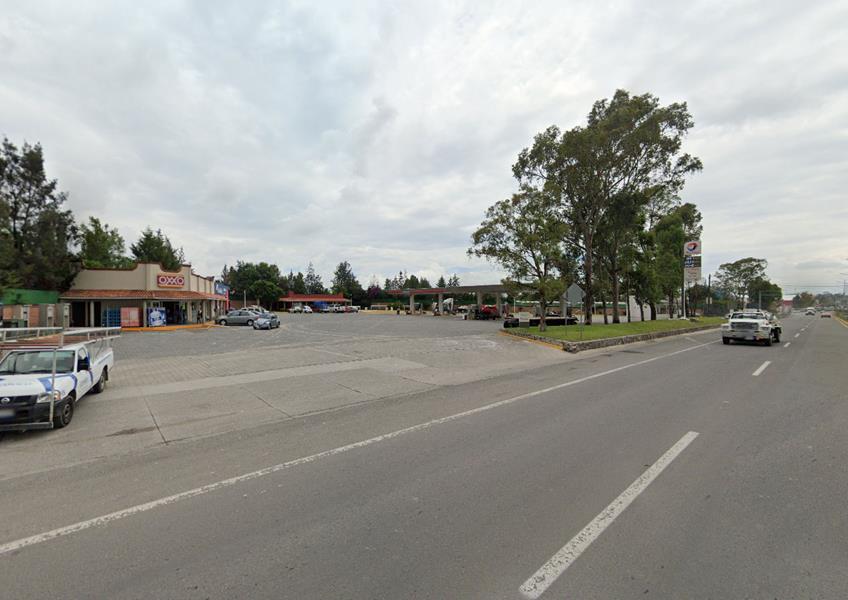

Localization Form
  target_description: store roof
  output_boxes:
[60,289,228,301]
[384,284,509,296]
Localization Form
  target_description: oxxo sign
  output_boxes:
[157,273,185,288]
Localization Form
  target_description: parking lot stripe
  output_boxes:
[752,361,771,377]
[794,333,800,338]
[518,431,699,599]
[784,342,791,348]
[0,340,717,558]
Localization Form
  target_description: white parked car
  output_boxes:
[302,305,313,314]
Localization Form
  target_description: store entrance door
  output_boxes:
[160,301,183,325]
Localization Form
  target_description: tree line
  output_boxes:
[0,137,463,309]
[469,90,706,330]
[711,257,782,311]
[468,90,779,330]
[221,260,464,308]
[0,137,187,295]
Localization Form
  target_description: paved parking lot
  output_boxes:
[114,312,505,359]
[0,313,574,478]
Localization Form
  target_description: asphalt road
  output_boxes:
[0,314,845,599]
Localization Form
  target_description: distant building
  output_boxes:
[278,292,350,310]
[0,288,65,328]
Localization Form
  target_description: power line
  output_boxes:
[777,284,846,289]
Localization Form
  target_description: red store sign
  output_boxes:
[157,273,185,288]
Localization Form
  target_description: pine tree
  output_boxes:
[304,262,325,294]
[130,227,184,270]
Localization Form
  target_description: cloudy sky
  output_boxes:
[2,0,846,293]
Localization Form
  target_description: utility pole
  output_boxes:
[840,271,848,308]
[707,273,711,316]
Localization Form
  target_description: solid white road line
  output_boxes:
[752,361,771,377]
[0,340,718,558]
[794,333,800,338]
[784,342,791,348]
[518,431,700,600]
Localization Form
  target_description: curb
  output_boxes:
[501,324,721,353]
[122,324,219,333]
[497,330,563,350]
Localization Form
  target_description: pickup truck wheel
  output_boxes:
[53,397,74,429]
[764,337,772,347]
[722,337,730,345]
[92,369,107,394]
[773,330,780,343]
[246,319,254,326]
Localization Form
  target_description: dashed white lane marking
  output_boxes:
[784,342,791,348]
[518,431,700,599]
[0,340,718,558]
[794,333,800,338]
[752,361,771,377]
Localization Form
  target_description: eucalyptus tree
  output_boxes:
[469,190,568,331]
[513,90,702,324]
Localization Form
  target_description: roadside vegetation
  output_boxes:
[515,316,725,342]
[0,137,460,307]
[468,89,786,331]
[0,107,807,316]
[469,89,703,331]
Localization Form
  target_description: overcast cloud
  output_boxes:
[2,0,846,293]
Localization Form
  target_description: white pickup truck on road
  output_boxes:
[721,311,782,346]
[0,328,118,430]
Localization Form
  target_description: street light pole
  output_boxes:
[840,271,848,306]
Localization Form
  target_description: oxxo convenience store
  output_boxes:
[61,262,229,327]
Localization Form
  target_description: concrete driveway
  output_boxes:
[0,313,576,478]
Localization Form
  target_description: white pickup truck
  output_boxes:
[721,311,782,346]
[0,328,118,430]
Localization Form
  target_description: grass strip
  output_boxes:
[515,316,725,342]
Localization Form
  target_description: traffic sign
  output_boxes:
[566,283,585,304]
[684,240,701,255]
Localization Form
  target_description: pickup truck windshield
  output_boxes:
[0,350,75,375]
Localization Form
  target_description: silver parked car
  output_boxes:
[217,310,260,326]
[253,314,280,329]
